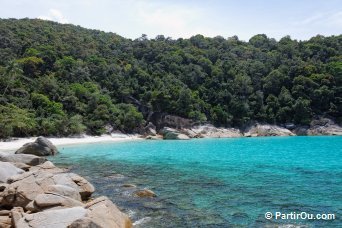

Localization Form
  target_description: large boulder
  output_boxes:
[160,127,190,140]
[307,118,342,136]
[144,122,157,136]
[45,184,82,201]
[15,206,87,228]
[191,125,242,138]
[27,193,84,212]
[0,161,24,183]
[13,197,132,228]
[82,196,132,228]
[0,152,47,166]
[15,136,58,156]
[243,124,294,137]
[1,170,94,208]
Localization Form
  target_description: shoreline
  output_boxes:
[0,134,143,153]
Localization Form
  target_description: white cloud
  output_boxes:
[38,9,69,24]
[130,1,219,38]
[297,11,342,27]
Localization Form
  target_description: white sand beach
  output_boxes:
[0,134,143,153]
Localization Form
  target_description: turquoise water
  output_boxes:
[51,137,342,227]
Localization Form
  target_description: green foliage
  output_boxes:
[0,104,36,138]
[0,18,341,138]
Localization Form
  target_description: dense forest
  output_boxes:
[0,18,341,137]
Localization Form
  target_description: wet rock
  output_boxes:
[134,189,157,198]
[0,161,24,183]
[121,184,137,188]
[15,136,58,156]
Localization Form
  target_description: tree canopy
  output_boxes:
[0,18,341,137]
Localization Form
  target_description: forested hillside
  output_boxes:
[0,18,341,137]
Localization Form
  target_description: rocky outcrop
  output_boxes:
[144,122,157,136]
[1,168,95,209]
[12,196,133,228]
[82,196,132,228]
[149,113,193,130]
[191,125,242,138]
[0,162,24,183]
[1,137,132,228]
[160,127,190,140]
[243,124,294,137]
[307,118,342,136]
[15,136,59,156]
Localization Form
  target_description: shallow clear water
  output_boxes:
[51,136,342,227]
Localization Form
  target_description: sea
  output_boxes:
[50,136,342,227]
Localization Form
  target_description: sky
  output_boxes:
[1,0,341,41]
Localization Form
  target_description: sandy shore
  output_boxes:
[0,134,143,152]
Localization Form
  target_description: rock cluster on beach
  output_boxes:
[144,117,342,140]
[0,137,132,228]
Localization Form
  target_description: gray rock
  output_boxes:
[0,152,47,165]
[46,184,82,201]
[33,193,84,208]
[16,206,87,228]
[160,127,190,140]
[15,136,58,156]
[84,196,132,228]
[0,161,24,183]
[191,125,242,138]
[307,118,342,135]
[243,123,294,137]
[1,170,94,208]
[144,122,157,136]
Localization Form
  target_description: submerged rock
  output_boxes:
[121,184,137,188]
[134,189,157,198]
[15,136,58,156]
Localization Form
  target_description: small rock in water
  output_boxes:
[122,183,137,188]
[134,189,157,198]
[106,174,125,179]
